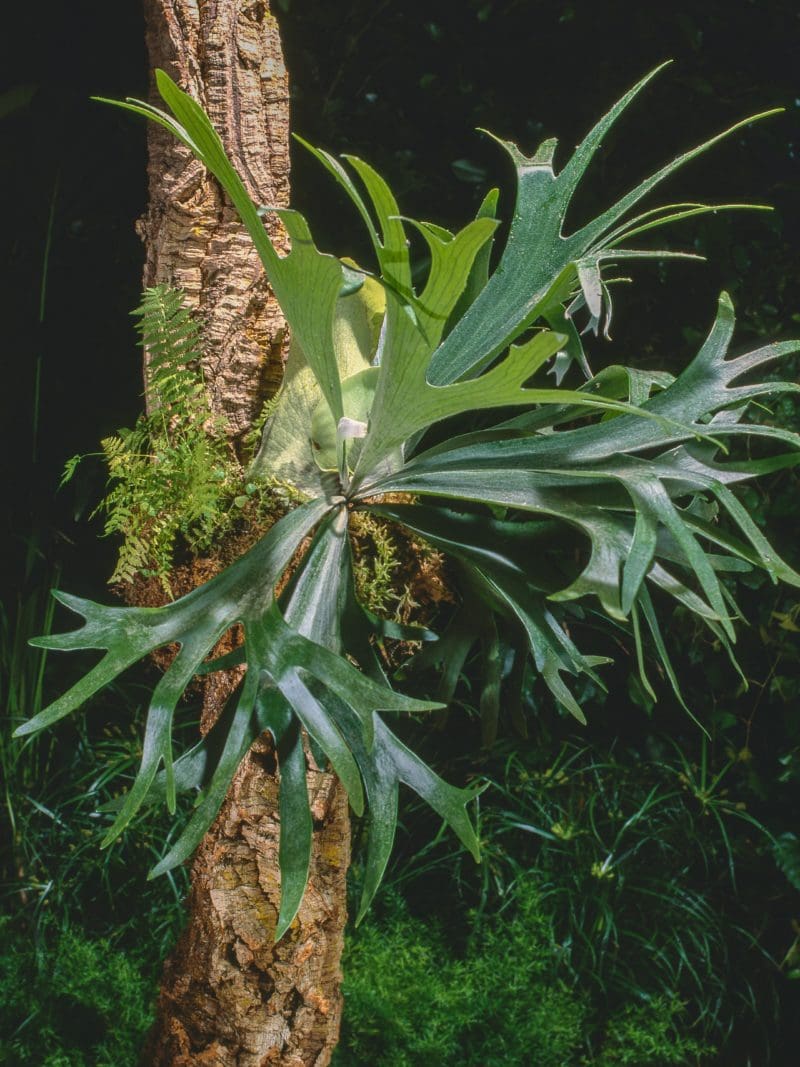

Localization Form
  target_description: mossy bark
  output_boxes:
[137,4,350,1064]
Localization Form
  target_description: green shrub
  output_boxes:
[334,889,587,1067]
[333,886,716,1066]
[368,730,782,1062]
[597,997,712,1066]
[0,917,155,1067]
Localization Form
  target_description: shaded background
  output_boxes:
[2,1,800,1062]
[3,0,798,595]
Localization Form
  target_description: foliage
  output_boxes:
[0,916,156,1067]
[1,703,191,956]
[470,741,775,1047]
[62,285,296,590]
[95,285,230,586]
[349,511,403,616]
[332,886,715,1066]
[1,554,188,1066]
[16,66,800,937]
[333,889,588,1067]
[376,732,783,1061]
[1,547,188,953]
[773,832,800,893]
[596,997,711,1066]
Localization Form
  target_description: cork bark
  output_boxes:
[143,741,350,1067]
[139,0,290,441]
[137,3,351,1064]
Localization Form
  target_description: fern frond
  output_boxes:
[134,285,209,425]
[82,287,253,585]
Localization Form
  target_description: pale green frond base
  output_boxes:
[30,69,798,933]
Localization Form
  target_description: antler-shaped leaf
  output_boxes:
[273,517,480,927]
[370,502,611,724]
[99,73,353,423]
[20,500,329,736]
[18,500,443,935]
[366,296,800,717]
[427,64,778,386]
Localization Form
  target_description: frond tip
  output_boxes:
[21,69,794,934]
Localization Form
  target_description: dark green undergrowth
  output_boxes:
[1,550,185,1066]
[0,916,156,1067]
[333,886,714,1066]
[339,722,799,1065]
[1,550,190,953]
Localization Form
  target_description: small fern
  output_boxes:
[101,286,236,587]
[62,286,258,590]
[242,393,282,463]
[137,284,207,420]
[86,287,302,589]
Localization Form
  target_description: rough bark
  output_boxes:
[139,0,290,440]
[144,741,350,1067]
[137,4,351,1064]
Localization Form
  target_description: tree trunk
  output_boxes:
[137,4,351,1064]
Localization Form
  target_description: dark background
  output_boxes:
[2,0,798,600]
[1,1,799,1060]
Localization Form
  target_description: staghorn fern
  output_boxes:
[18,66,800,938]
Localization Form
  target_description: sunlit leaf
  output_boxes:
[22,71,797,931]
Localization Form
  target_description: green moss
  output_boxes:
[333,889,587,1067]
[0,917,156,1066]
[597,997,714,1065]
[350,513,403,617]
[333,885,717,1067]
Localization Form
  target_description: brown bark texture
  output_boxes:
[139,0,289,441]
[137,3,351,1065]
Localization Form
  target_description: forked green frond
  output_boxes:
[426,64,779,387]
[22,72,796,935]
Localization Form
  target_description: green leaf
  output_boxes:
[310,367,379,472]
[339,706,482,924]
[250,274,385,491]
[373,502,609,722]
[426,65,778,386]
[148,680,293,879]
[66,507,444,941]
[774,832,800,892]
[278,670,365,815]
[20,499,330,737]
[275,717,313,939]
[367,296,800,640]
[352,215,501,476]
[446,187,500,328]
[100,73,348,422]
[102,641,209,845]
[297,139,414,297]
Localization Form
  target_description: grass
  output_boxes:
[1,540,190,953]
[365,732,783,1063]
